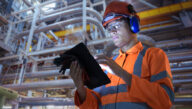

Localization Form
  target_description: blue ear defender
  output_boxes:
[129,16,140,33]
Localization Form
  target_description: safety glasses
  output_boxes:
[105,21,124,32]
[102,13,130,27]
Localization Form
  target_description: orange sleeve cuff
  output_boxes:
[74,88,99,109]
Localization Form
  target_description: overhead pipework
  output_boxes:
[0,0,192,108]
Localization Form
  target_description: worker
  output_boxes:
[69,1,174,109]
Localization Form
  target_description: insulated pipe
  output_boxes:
[37,8,102,23]
[1,78,191,91]
[0,66,191,81]
[140,23,183,33]
[173,73,192,78]
[169,55,192,63]
[16,17,105,38]
[171,67,192,73]
[0,38,111,61]
[0,47,191,64]
[19,101,74,106]
[44,2,82,15]
[174,97,192,105]
[173,79,192,85]
[0,70,61,80]
[12,0,71,16]
[156,38,192,48]
[19,98,192,106]
[0,39,191,62]
[170,62,192,68]
[21,97,73,102]
[2,79,75,91]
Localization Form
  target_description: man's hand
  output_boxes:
[70,61,84,89]
[70,61,86,103]
[95,55,132,86]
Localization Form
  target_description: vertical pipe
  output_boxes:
[4,23,13,44]
[17,62,25,84]
[0,64,2,74]
[26,6,39,53]
[102,0,106,14]
[25,90,32,109]
[37,33,43,51]
[32,62,37,72]
[82,0,87,42]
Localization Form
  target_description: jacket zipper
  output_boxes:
[122,54,128,67]
[115,54,128,109]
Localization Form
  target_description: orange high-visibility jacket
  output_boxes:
[75,42,174,109]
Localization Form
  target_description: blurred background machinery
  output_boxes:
[0,0,192,109]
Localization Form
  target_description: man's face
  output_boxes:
[106,19,134,48]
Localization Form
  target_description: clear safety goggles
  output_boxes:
[102,13,130,28]
[105,21,124,32]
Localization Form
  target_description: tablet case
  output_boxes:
[54,42,111,89]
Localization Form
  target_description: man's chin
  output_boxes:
[113,42,121,48]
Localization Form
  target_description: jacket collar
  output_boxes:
[119,41,143,56]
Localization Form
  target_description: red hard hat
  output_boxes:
[103,1,139,27]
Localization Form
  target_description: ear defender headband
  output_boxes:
[102,5,140,33]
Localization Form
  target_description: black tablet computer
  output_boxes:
[54,42,111,89]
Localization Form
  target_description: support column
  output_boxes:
[25,6,39,53]
[25,91,32,109]
[82,0,87,43]
[18,58,27,84]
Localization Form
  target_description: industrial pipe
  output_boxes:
[156,38,192,48]
[37,7,102,23]
[0,70,63,81]
[172,67,192,73]
[169,55,192,63]
[16,17,106,38]
[2,79,75,91]
[0,66,191,81]
[174,97,192,105]
[19,101,74,106]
